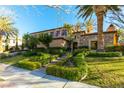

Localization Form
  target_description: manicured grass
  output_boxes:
[83,56,124,88]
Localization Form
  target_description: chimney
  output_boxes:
[107,24,117,32]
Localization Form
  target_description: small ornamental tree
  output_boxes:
[38,33,53,62]
[38,33,53,50]
[23,33,39,50]
[64,23,74,52]
[22,33,30,49]
[28,35,39,49]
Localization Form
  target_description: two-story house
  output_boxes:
[30,24,118,50]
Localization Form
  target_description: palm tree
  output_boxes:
[76,5,121,51]
[0,16,15,52]
[84,19,94,33]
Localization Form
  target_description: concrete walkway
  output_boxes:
[0,63,98,88]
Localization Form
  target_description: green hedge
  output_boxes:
[22,50,37,57]
[87,52,122,57]
[48,47,66,56]
[32,48,46,53]
[0,52,10,59]
[29,53,51,66]
[46,53,87,81]
[73,49,90,56]
[15,60,41,70]
[105,46,124,52]
[78,46,89,49]
[46,65,85,81]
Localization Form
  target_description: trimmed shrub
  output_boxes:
[22,50,37,57]
[46,52,87,81]
[73,48,90,56]
[73,53,86,67]
[46,65,85,81]
[0,53,9,59]
[29,53,51,66]
[78,46,89,49]
[51,55,59,61]
[87,52,122,57]
[15,60,41,70]
[105,45,124,52]
[48,47,66,56]
[0,52,19,59]
[32,48,46,53]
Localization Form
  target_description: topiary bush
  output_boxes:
[15,60,41,70]
[87,52,122,57]
[73,53,86,67]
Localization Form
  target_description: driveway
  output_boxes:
[0,63,98,88]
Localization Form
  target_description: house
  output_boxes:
[30,24,118,50]
[0,34,22,52]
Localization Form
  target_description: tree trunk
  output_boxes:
[16,35,19,51]
[96,12,105,52]
[71,41,73,53]
[0,35,3,53]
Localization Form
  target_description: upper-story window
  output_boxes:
[56,31,60,37]
[50,32,54,36]
[61,30,67,36]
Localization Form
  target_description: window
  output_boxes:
[50,32,54,36]
[61,30,67,36]
[56,31,60,37]
[13,40,15,43]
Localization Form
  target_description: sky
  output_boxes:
[0,5,110,38]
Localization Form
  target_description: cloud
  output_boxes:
[0,7,17,20]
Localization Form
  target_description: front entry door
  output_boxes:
[91,41,97,50]
[73,42,78,49]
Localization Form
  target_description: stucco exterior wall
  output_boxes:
[37,39,67,48]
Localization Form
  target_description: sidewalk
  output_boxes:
[0,63,98,88]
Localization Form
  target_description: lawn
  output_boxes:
[84,56,124,88]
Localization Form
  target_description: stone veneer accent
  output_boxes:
[79,32,117,48]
